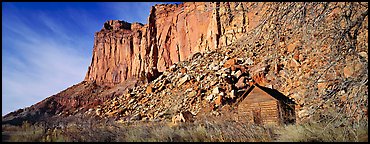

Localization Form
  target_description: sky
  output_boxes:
[2,2,182,116]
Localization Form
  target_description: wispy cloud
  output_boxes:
[2,3,92,115]
[2,2,168,116]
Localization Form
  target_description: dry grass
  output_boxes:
[118,120,276,142]
[276,120,368,142]
[2,116,276,142]
[2,114,368,142]
[2,121,69,142]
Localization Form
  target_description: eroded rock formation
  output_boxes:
[84,2,266,86]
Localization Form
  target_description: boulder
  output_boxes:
[235,77,246,89]
[171,111,194,124]
[214,95,223,106]
[180,68,188,74]
[223,58,237,68]
[212,87,221,94]
[169,64,177,72]
[178,75,190,87]
[146,84,154,94]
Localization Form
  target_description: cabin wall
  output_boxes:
[278,101,296,124]
[238,100,280,125]
[236,85,297,125]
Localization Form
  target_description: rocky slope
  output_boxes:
[3,2,368,126]
[84,2,266,86]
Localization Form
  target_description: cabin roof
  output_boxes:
[236,84,296,105]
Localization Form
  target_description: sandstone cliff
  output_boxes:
[84,2,266,86]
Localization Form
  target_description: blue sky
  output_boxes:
[2,2,181,115]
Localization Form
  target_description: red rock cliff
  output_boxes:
[84,2,265,86]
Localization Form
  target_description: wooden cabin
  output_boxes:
[236,84,296,125]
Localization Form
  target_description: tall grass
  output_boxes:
[2,115,367,142]
[276,120,368,142]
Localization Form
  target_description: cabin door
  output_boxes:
[252,108,262,125]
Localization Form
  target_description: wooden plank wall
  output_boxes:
[236,85,297,125]
[238,100,279,125]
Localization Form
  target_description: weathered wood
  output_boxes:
[237,84,296,125]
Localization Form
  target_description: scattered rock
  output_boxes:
[223,58,236,68]
[181,111,194,122]
[287,42,297,52]
[212,87,221,94]
[172,115,182,124]
[170,64,177,72]
[215,95,223,106]
[180,68,188,74]
[196,75,204,81]
[343,65,358,78]
[172,111,195,124]
[233,70,243,79]
[235,77,246,89]
[188,91,197,97]
[209,63,219,71]
[130,113,142,121]
[146,85,154,94]
[229,90,236,99]
[213,65,220,71]
[206,94,215,101]
[358,51,367,59]
[96,108,102,116]
[317,79,326,90]
[244,58,254,65]
[178,75,190,87]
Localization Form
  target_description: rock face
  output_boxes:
[84,2,264,86]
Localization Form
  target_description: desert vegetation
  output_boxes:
[2,112,367,142]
